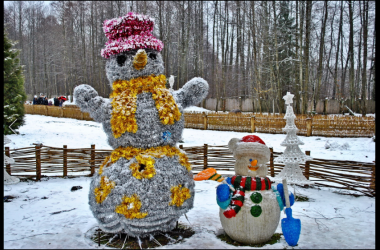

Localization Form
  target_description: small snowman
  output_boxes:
[216,135,293,244]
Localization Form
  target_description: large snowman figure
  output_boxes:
[74,12,208,237]
[216,135,281,244]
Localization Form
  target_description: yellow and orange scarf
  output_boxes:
[110,74,182,138]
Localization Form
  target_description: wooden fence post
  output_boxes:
[203,112,208,130]
[90,144,95,176]
[374,118,376,136]
[63,145,67,177]
[5,147,11,175]
[36,145,41,181]
[270,147,274,177]
[251,116,256,133]
[305,151,311,180]
[203,144,208,170]
[370,164,375,191]
[306,117,312,137]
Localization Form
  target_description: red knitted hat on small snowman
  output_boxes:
[101,12,164,59]
[228,135,270,163]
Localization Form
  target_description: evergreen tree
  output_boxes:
[3,30,27,135]
[276,1,297,92]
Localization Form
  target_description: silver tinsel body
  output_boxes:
[74,46,208,236]
[89,155,194,237]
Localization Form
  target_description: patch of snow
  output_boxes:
[183,106,211,113]
[3,114,376,249]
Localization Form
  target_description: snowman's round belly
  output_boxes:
[89,152,194,237]
[219,190,281,244]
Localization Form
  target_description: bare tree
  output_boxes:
[313,1,328,111]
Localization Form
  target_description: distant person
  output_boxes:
[54,97,60,106]
[59,96,67,107]
[48,100,53,106]
[43,96,49,105]
[33,95,38,105]
[37,95,44,105]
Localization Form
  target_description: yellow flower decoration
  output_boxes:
[115,194,148,219]
[178,152,192,171]
[169,184,191,207]
[129,155,156,179]
[98,156,112,175]
[94,176,116,203]
[110,74,182,138]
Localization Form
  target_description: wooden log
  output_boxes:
[90,144,95,176]
[270,147,274,177]
[306,117,312,137]
[251,116,256,133]
[203,144,208,170]
[374,118,376,136]
[36,145,41,180]
[305,151,311,180]
[5,147,11,175]
[370,164,375,191]
[203,112,208,130]
[63,145,67,177]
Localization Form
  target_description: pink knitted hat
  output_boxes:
[101,12,164,59]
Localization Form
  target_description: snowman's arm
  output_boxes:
[73,84,111,123]
[172,77,209,109]
[276,183,295,207]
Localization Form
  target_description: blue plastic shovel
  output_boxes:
[281,179,301,246]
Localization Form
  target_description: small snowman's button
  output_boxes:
[250,205,262,217]
[250,192,263,204]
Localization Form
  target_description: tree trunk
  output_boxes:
[333,1,343,100]
[348,0,355,109]
[313,1,328,110]
[303,1,312,115]
[361,0,369,116]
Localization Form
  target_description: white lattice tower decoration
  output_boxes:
[274,92,313,185]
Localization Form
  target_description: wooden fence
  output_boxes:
[5,144,375,197]
[185,112,376,138]
[24,105,375,138]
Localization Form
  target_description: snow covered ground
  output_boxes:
[7,113,375,163]
[4,112,376,249]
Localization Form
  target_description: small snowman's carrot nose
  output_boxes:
[133,49,148,70]
[250,159,258,167]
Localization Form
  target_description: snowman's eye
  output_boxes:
[116,54,127,66]
[149,52,157,60]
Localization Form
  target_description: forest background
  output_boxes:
[3,1,376,115]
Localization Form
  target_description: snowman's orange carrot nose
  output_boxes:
[133,49,148,70]
[250,159,258,167]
